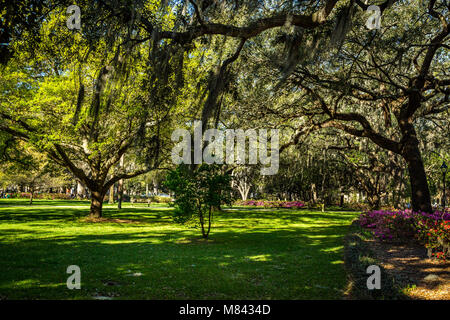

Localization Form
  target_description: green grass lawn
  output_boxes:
[0,199,359,299]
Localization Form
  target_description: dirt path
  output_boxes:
[367,240,450,299]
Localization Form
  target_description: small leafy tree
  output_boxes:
[164,164,232,239]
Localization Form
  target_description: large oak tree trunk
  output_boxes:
[396,115,433,213]
[90,190,105,218]
[403,142,432,213]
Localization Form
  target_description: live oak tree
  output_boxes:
[0,1,226,217]
[228,0,446,212]
[0,5,177,217]
[282,0,448,213]
[204,1,447,212]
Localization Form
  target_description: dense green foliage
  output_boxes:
[164,164,232,238]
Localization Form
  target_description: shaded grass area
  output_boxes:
[343,221,410,299]
[0,200,358,299]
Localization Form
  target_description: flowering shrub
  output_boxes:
[359,209,450,261]
[359,210,416,241]
[414,212,450,261]
[282,201,305,208]
[235,199,305,209]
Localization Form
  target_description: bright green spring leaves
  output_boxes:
[164,164,232,238]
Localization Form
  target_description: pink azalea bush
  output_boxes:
[359,209,416,241]
[282,201,305,208]
[359,209,450,261]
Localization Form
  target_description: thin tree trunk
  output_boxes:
[77,181,85,198]
[117,155,124,209]
[238,183,250,201]
[117,180,123,209]
[311,183,317,203]
[368,194,381,210]
[200,207,212,239]
[109,184,114,204]
[206,206,212,238]
[199,211,206,238]
[153,179,159,195]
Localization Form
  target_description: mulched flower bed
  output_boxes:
[366,239,450,300]
[353,208,450,299]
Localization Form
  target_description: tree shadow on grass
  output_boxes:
[0,206,173,224]
[0,203,360,299]
[0,225,353,299]
[0,205,358,225]
[0,199,91,207]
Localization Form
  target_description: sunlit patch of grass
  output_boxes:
[246,254,272,262]
[0,200,359,299]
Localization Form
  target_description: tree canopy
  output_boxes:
[0,0,448,216]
